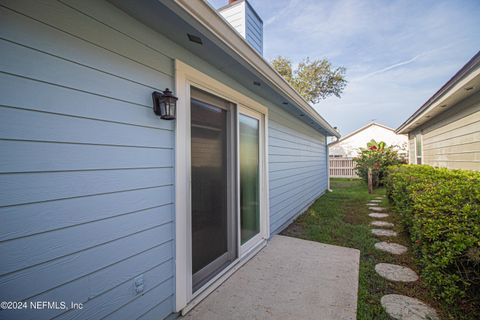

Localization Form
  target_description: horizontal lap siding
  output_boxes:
[0,1,175,319]
[219,2,245,36]
[408,134,416,164]
[245,2,263,54]
[1,1,331,319]
[268,108,327,234]
[420,91,480,170]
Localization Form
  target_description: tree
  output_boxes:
[271,56,347,104]
[354,139,406,192]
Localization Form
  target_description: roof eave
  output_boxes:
[396,51,480,134]
[171,0,340,137]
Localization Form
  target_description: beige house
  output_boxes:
[397,51,480,171]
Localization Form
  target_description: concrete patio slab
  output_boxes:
[183,235,360,320]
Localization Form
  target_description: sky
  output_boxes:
[208,0,480,135]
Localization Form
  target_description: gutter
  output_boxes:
[171,0,340,138]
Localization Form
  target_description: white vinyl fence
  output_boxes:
[329,157,359,178]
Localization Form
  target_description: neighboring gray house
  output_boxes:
[397,51,480,170]
[0,1,339,319]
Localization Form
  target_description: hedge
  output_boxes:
[385,165,480,305]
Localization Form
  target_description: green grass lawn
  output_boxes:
[282,178,468,320]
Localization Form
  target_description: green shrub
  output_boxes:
[385,165,480,305]
[354,139,405,187]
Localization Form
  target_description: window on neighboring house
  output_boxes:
[415,133,422,164]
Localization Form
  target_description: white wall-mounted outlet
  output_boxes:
[134,275,144,294]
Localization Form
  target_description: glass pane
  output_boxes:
[416,134,422,157]
[240,114,260,244]
[191,97,228,275]
[416,134,422,164]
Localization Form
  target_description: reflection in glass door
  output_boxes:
[239,113,260,245]
[190,88,236,292]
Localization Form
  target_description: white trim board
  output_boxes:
[174,59,270,313]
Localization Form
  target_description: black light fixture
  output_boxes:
[152,88,178,120]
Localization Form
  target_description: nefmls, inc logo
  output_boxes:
[30,301,67,310]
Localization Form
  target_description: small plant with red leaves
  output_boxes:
[354,139,405,188]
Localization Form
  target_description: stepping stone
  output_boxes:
[371,229,397,237]
[370,199,381,203]
[370,206,385,211]
[369,213,389,218]
[375,196,383,199]
[374,242,407,255]
[381,294,439,320]
[375,263,418,282]
[370,221,394,228]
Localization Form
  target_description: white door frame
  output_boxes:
[414,132,423,164]
[237,106,267,257]
[174,60,270,312]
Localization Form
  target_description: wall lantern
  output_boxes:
[152,88,178,120]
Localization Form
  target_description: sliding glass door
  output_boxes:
[189,86,264,295]
[239,113,260,245]
[190,88,236,292]
[238,108,263,253]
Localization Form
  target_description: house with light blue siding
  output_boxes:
[0,0,340,319]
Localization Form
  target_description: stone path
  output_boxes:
[371,229,397,237]
[370,221,394,228]
[375,263,418,282]
[381,295,439,320]
[374,242,407,255]
[367,197,438,319]
[368,213,389,218]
